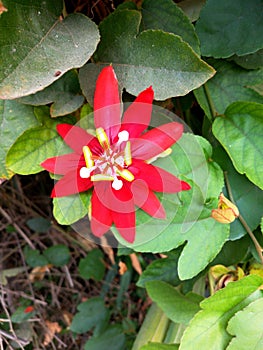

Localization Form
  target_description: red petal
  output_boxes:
[51,169,93,197]
[93,181,134,214]
[41,153,83,175]
[92,182,136,242]
[130,159,190,193]
[130,179,166,218]
[57,124,96,154]
[94,66,121,142]
[111,210,136,243]
[131,122,183,160]
[120,86,154,138]
[90,189,113,237]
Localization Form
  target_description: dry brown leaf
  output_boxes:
[0,1,8,15]
[101,238,115,265]
[118,261,128,275]
[62,310,73,327]
[43,320,62,346]
[130,253,142,275]
[29,264,52,282]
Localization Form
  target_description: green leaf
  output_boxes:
[141,344,179,350]
[226,298,263,350]
[114,134,228,280]
[23,246,49,267]
[180,275,263,350]
[43,244,70,267]
[194,60,263,119]
[231,49,263,70]
[53,191,91,225]
[27,217,51,233]
[6,106,73,175]
[212,146,263,240]
[196,0,263,58]
[146,281,202,324]
[19,70,84,117]
[0,0,100,99]
[141,0,200,54]
[0,100,38,178]
[70,297,109,334]
[137,249,182,288]
[79,249,105,281]
[177,0,205,22]
[213,102,263,190]
[211,236,250,266]
[84,325,126,350]
[80,10,214,101]
[11,306,34,323]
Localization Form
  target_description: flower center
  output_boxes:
[80,128,134,190]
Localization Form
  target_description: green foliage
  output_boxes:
[0,0,100,99]
[141,0,200,54]
[226,298,263,350]
[141,344,179,350]
[53,191,91,225]
[24,246,49,267]
[11,306,35,323]
[137,249,182,288]
[0,1,263,348]
[19,70,85,117]
[0,100,38,178]
[114,134,228,280]
[24,244,70,267]
[194,60,263,120]
[196,0,263,58]
[180,275,263,350]
[78,249,105,281]
[80,9,214,101]
[146,281,202,324]
[26,217,51,233]
[213,102,263,190]
[43,244,70,267]
[212,147,263,240]
[6,106,74,175]
[70,297,109,334]
[84,325,126,350]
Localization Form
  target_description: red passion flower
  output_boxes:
[41,66,190,243]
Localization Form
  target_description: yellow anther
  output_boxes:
[116,168,134,182]
[146,148,172,164]
[83,146,94,168]
[124,141,132,166]
[91,174,114,182]
[96,127,110,150]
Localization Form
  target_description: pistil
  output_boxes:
[80,127,134,190]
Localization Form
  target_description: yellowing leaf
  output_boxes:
[28,265,52,282]
[43,320,62,346]
[212,193,239,224]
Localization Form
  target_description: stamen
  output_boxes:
[112,178,123,190]
[116,168,134,182]
[124,141,132,166]
[80,167,92,179]
[96,127,110,150]
[83,146,94,168]
[118,130,129,143]
[146,148,173,164]
[91,174,114,182]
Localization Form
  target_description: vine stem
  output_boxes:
[224,171,263,264]
[204,84,217,120]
